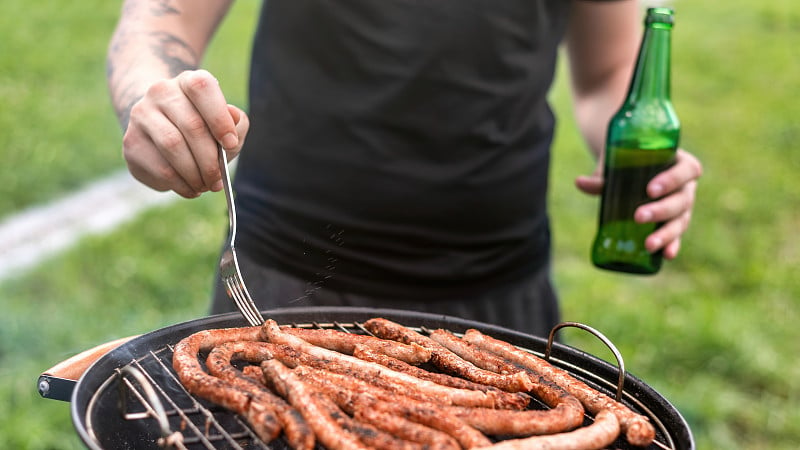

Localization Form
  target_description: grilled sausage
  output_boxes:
[363,318,534,392]
[261,319,505,408]
[265,342,444,405]
[352,343,525,396]
[261,359,371,450]
[446,403,584,437]
[484,409,620,450]
[315,392,429,450]
[296,365,583,439]
[428,328,521,374]
[173,319,646,449]
[205,341,313,450]
[171,327,281,443]
[242,364,264,383]
[354,408,461,450]
[463,328,656,447]
[185,332,421,449]
[426,327,587,431]
[291,366,489,447]
[282,327,432,364]
[354,394,493,449]
[266,340,529,410]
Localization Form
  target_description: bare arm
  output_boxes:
[107,0,249,198]
[107,0,232,128]
[566,1,702,259]
[566,0,641,158]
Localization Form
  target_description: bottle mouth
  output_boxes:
[646,7,675,28]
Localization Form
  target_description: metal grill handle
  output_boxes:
[118,366,185,449]
[544,321,627,401]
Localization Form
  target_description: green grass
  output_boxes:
[0,1,123,217]
[2,0,799,449]
[0,0,255,219]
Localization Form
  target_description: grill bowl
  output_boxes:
[71,307,694,449]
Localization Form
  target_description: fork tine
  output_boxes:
[237,285,265,324]
[226,278,260,327]
[223,277,244,318]
[235,290,264,326]
[229,274,263,323]
[225,276,264,326]
[229,249,263,320]
[224,277,257,326]
[229,286,260,327]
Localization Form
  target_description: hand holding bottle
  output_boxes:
[586,8,702,274]
[577,148,702,260]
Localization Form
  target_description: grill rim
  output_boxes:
[71,306,694,450]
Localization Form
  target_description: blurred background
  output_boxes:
[1,0,797,448]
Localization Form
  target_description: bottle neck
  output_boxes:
[627,24,672,103]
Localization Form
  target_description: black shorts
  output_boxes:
[211,249,560,338]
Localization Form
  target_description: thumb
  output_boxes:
[224,104,249,159]
[575,174,604,196]
[227,104,241,125]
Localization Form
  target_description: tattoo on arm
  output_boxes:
[149,0,179,16]
[107,30,197,129]
[150,31,198,77]
[106,0,210,129]
[118,95,143,131]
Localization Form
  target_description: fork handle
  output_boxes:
[218,145,238,241]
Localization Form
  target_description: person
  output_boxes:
[107,0,702,336]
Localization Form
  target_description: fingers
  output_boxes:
[643,209,692,255]
[575,162,604,196]
[122,69,248,197]
[225,104,250,158]
[635,179,698,224]
[575,174,604,196]
[646,149,703,199]
[136,88,211,193]
[636,149,702,254]
[178,70,238,149]
[662,234,682,260]
[123,125,199,198]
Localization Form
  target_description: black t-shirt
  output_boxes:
[235,0,572,300]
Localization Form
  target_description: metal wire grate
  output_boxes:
[86,321,675,450]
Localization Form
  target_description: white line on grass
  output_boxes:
[0,170,178,281]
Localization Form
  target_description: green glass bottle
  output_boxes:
[591,7,680,275]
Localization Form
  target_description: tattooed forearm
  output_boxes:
[106,0,231,129]
[149,0,180,16]
[150,31,198,77]
[107,28,198,128]
[115,90,143,131]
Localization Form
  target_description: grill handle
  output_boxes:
[118,366,185,449]
[38,336,138,401]
[544,322,626,401]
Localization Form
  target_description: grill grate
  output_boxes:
[84,320,675,450]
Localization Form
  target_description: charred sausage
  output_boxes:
[261,359,371,450]
[363,318,534,393]
[205,341,313,450]
[262,320,505,408]
[282,327,432,364]
[172,327,281,443]
[463,328,656,447]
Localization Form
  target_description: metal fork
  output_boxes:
[218,145,265,326]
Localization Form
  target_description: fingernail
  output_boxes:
[650,237,663,250]
[221,133,238,150]
[637,209,653,222]
[650,183,664,198]
[211,180,223,192]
